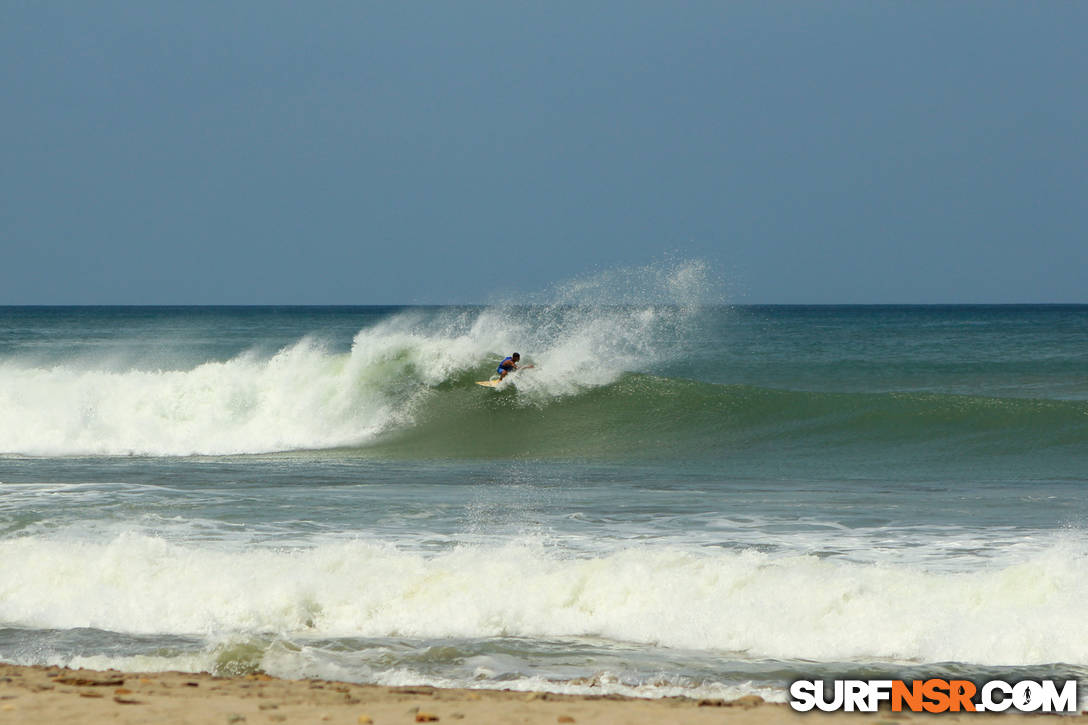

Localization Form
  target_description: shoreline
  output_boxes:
[1,664,1076,724]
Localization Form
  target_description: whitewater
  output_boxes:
[0,302,692,457]
[1,273,1087,700]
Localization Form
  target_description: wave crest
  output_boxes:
[0,297,704,456]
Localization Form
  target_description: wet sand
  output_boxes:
[0,664,1074,724]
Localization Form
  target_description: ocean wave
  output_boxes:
[0,299,693,456]
[0,280,1083,459]
[2,532,1087,666]
[0,354,1083,459]
[369,375,1088,460]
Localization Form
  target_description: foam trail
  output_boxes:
[2,533,1087,666]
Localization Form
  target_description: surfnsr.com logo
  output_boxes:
[789,679,1078,713]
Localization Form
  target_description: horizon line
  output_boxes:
[1,302,1085,308]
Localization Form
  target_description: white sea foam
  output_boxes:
[325,666,786,702]
[1,532,1086,667]
[0,340,383,456]
[0,261,713,456]
[0,324,575,456]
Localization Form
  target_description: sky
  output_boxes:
[2,1,1085,304]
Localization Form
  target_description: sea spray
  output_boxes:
[0,261,722,456]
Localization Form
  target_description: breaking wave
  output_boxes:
[2,532,1087,666]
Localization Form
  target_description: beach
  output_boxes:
[3,664,1077,725]
[0,663,785,724]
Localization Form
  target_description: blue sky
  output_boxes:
[3,2,1085,304]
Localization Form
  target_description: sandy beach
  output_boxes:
[0,663,1076,725]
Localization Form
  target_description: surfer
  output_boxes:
[497,352,520,379]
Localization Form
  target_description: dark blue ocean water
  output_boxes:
[1,301,1086,700]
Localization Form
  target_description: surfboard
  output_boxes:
[476,365,532,388]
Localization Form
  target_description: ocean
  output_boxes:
[1,289,1087,700]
